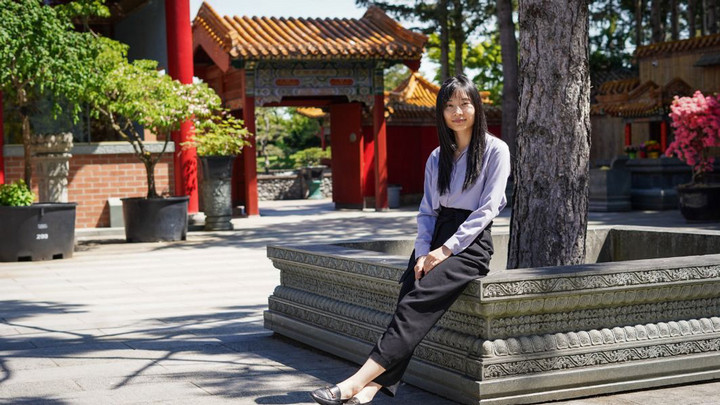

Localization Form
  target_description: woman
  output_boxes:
[310,75,511,405]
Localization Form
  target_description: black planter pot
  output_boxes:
[677,183,720,222]
[0,203,77,262]
[121,196,189,242]
[199,156,234,231]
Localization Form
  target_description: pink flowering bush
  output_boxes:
[666,91,720,183]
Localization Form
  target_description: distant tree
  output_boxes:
[255,108,288,173]
[357,0,489,79]
[384,64,411,91]
[508,0,591,268]
[651,0,665,43]
[671,0,680,40]
[707,0,718,34]
[688,0,697,37]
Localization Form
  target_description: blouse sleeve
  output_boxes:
[414,152,439,258]
[442,141,511,255]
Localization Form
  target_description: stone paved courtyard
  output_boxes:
[1,199,719,404]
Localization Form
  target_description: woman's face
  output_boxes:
[443,90,475,139]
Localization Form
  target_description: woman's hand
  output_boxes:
[414,246,452,279]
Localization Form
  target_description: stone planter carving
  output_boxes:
[30,133,73,203]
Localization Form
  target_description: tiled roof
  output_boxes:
[591,78,693,118]
[635,33,720,58]
[193,2,427,61]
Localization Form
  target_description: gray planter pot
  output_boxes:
[0,203,76,261]
[121,196,189,242]
[199,156,235,231]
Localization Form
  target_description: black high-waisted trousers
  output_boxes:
[368,206,493,397]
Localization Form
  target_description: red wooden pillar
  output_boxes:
[241,71,259,216]
[373,92,388,211]
[165,0,198,212]
[330,103,363,208]
[660,120,668,153]
[624,122,632,146]
[0,92,4,185]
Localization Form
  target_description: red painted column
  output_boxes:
[660,120,668,152]
[165,0,198,212]
[373,94,388,211]
[242,93,259,216]
[0,92,5,184]
[624,122,632,146]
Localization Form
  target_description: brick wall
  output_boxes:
[4,153,174,228]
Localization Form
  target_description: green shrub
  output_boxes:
[0,180,35,206]
[290,147,331,168]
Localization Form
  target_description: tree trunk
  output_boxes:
[508,0,591,269]
[635,0,645,46]
[707,0,718,34]
[651,0,664,43]
[21,111,32,189]
[451,0,464,76]
[670,0,679,40]
[453,32,464,76]
[144,159,159,199]
[689,0,697,37]
[496,0,519,160]
[439,0,450,81]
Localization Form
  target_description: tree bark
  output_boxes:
[508,0,591,269]
[439,0,450,81]
[670,0,679,40]
[496,0,518,160]
[635,0,645,46]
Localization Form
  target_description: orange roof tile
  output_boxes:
[193,2,427,61]
[635,33,720,58]
[592,78,693,118]
[296,107,327,119]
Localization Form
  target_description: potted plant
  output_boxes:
[666,90,720,221]
[0,1,106,260]
[182,111,251,231]
[0,180,76,261]
[624,145,638,159]
[88,40,221,241]
[643,140,661,158]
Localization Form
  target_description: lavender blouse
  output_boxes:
[414,133,512,257]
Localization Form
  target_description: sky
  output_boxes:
[189,0,366,20]
[188,0,438,79]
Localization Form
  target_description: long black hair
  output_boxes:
[436,75,488,195]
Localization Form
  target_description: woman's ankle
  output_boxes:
[335,380,361,399]
[353,383,381,402]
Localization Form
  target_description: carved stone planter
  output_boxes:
[199,156,234,231]
[265,228,720,404]
[30,133,73,203]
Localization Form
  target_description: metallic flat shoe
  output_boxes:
[310,385,346,405]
